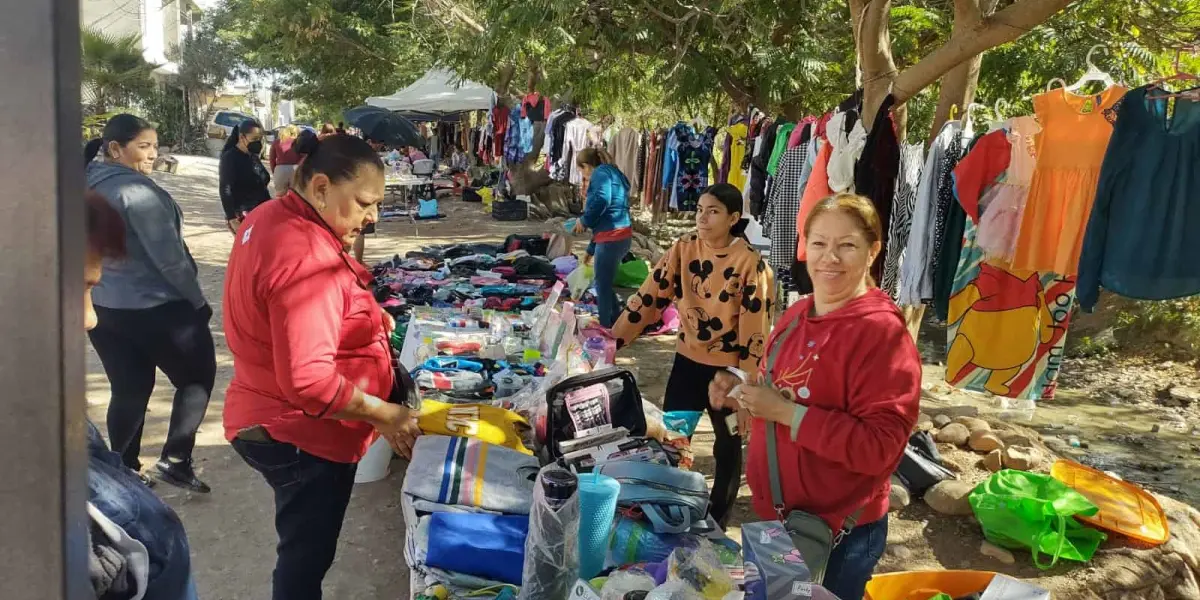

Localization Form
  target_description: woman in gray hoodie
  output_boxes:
[85,114,215,493]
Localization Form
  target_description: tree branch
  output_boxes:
[892,0,1078,102]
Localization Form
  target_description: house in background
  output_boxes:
[81,0,202,81]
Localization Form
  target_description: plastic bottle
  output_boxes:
[585,336,609,368]
[519,466,580,600]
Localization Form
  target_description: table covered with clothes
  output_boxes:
[386,292,844,600]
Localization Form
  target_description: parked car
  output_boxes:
[204,110,255,157]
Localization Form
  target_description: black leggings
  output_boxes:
[663,352,741,528]
[88,301,217,470]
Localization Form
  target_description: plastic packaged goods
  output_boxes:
[645,581,707,600]
[601,571,657,600]
[666,545,736,599]
[518,465,581,600]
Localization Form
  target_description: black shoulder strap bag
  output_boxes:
[763,316,865,584]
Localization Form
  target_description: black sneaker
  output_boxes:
[154,459,211,494]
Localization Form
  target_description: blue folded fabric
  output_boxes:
[421,357,485,372]
[425,513,529,585]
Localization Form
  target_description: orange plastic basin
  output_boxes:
[1050,459,1169,546]
[865,570,995,600]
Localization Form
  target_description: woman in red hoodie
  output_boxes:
[222,134,421,600]
[711,193,920,600]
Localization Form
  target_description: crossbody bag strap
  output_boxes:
[764,318,799,520]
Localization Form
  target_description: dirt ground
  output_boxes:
[87,156,1198,600]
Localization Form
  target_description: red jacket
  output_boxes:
[222,191,394,463]
[747,289,920,530]
[269,138,302,171]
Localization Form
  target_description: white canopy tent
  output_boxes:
[365,69,496,117]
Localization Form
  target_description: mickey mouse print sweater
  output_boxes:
[613,234,774,373]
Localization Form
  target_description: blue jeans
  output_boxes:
[823,516,888,600]
[592,237,633,327]
[86,420,196,600]
[232,437,357,600]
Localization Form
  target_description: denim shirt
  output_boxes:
[88,421,196,600]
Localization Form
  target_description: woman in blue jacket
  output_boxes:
[573,148,633,327]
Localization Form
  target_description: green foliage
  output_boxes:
[140,88,188,147]
[205,0,1200,132]
[214,0,431,115]
[976,0,1200,120]
[81,28,158,115]
[1114,298,1200,355]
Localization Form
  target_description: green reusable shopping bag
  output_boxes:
[969,470,1108,569]
[614,257,650,288]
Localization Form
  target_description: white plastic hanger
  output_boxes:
[961,102,990,138]
[1046,45,1116,93]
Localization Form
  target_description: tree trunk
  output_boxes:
[926,0,1002,141]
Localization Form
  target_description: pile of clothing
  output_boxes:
[373,235,594,320]
[403,434,540,596]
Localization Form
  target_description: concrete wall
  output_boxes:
[81,0,141,38]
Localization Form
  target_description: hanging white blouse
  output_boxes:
[825,110,867,193]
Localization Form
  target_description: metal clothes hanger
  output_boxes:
[1046,44,1117,93]
[962,102,990,138]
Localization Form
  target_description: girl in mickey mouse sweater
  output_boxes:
[612,183,774,526]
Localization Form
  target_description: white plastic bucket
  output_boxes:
[355,436,393,484]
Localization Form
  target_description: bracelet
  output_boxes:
[789,404,808,442]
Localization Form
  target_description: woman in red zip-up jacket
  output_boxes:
[222,134,421,600]
[710,194,920,600]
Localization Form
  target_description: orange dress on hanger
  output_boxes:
[1010,86,1126,275]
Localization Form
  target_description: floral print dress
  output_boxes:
[673,126,717,212]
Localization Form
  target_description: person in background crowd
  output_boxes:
[710,193,920,600]
[572,147,633,327]
[319,122,337,139]
[219,118,271,234]
[83,189,199,600]
[335,121,346,135]
[612,182,774,528]
[84,114,216,494]
[366,137,387,153]
[268,124,302,196]
[407,145,429,162]
[448,143,470,193]
[222,134,421,600]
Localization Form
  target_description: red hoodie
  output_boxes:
[746,288,921,530]
[222,191,394,463]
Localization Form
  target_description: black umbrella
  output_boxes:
[344,105,424,148]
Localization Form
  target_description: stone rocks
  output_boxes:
[932,414,953,428]
[997,430,1035,448]
[980,541,1016,565]
[915,413,934,432]
[983,449,1004,472]
[889,476,911,511]
[924,405,980,418]
[1002,446,1038,471]
[968,430,1004,453]
[885,545,914,561]
[954,416,991,433]
[934,423,971,446]
[924,480,976,516]
[1169,385,1200,407]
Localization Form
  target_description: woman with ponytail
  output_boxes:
[611,182,774,527]
[218,118,271,234]
[573,147,633,327]
[85,114,216,493]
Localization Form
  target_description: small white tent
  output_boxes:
[365,69,495,116]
